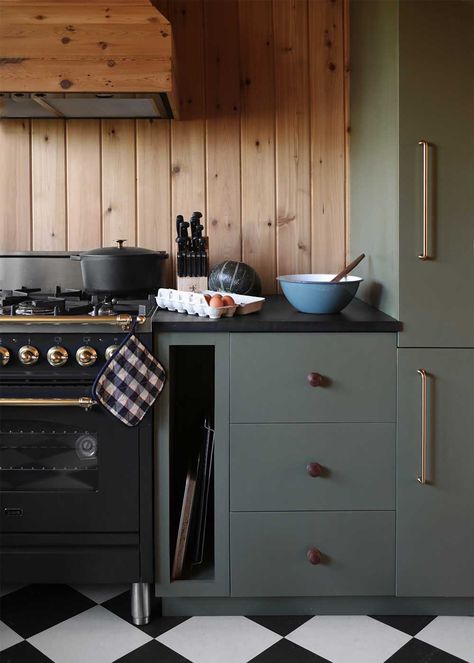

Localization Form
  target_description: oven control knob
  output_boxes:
[76,346,97,367]
[105,345,119,361]
[47,346,68,367]
[0,346,10,366]
[18,345,39,365]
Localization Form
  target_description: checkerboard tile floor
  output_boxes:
[1,585,473,662]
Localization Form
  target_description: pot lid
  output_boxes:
[81,240,167,257]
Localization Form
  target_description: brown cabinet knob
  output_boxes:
[307,548,321,565]
[306,462,323,477]
[307,372,323,387]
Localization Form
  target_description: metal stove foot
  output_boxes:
[131,582,151,625]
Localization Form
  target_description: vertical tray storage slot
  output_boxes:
[169,345,215,582]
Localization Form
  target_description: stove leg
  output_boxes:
[131,582,151,626]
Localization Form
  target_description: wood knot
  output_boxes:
[328,62,336,71]
[211,219,218,226]
[61,37,71,44]
[60,79,72,89]
[107,60,116,68]
[65,25,76,32]
[35,15,45,20]
[172,165,180,174]
[98,41,108,50]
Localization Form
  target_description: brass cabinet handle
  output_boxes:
[0,397,96,410]
[0,314,146,329]
[417,369,428,484]
[418,140,431,260]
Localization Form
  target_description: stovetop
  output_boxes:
[0,287,157,318]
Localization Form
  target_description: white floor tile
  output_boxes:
[416,616,474,663]
[0,620,23,652]
[72,584,129,604]
[286,615,412,663]
[157,616,281,663]
[27,605,151,663]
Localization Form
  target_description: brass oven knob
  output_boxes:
[105,345,119,361]
[76,346,97,367]
[47,346,68,367]
[18,345,39,365]
[0,346,10,366]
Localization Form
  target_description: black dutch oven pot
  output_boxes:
[71,240,169,296]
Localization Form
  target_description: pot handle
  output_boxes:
[70,254,81,261]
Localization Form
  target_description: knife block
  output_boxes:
[176,275,209,293]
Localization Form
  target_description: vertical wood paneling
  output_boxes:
[66,120,101,250]
[101,119,136,246]
[309,0,346,274]
[136,118,172,283]
[31,119,66,250]
[0,119,31,251]
[205,0,241,265]
[239,0,276,294]
[170,0,206,262]
[0,0,349,292]
[274,0,311,277]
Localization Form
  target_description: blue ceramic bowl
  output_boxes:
[277,274,362,314]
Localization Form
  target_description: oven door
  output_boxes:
[0,381,139,533]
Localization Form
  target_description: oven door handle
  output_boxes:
[0,397,96,410]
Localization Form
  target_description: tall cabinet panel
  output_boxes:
[398,0,474,347]
[397,349,473,596]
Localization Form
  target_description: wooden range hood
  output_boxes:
[0,0,178,119]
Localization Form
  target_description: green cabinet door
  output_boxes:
[397,349,474,596]
[398,1,474,347]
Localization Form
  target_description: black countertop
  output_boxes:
[152,296,402,332]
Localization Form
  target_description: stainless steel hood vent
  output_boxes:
[0,93,173,119]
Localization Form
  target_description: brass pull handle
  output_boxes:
[417,369,428,484]
[0,397,96,410]
[418,140,430,260]
[0,314,146,329]
[307,548,322,565]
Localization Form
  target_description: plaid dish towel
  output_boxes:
[92,328,166,427]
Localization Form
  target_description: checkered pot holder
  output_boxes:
[92,322,166,426]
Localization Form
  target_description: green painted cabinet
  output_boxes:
[397,349,474,596]
[351,0,474,347]
[231,333,396,423]
[231,512,395,597]
[398,1,474,347]
[231,423,395,511]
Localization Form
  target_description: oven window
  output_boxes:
[0,421,98,492]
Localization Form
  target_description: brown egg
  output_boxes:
[203,294,211,304]
[209,294,224,308]
[222,295,235,306]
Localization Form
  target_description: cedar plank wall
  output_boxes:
[0,0,349,294]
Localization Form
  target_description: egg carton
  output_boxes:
[156,288,237,319]
[156,289,265,319]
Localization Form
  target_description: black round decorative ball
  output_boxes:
[208,261,262,296]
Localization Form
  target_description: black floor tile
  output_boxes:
[370,614,438,637]
[385,638,468,663]
[0,584,96,638]
[247,615,313,637]
[102,590,190,638]
[249,639,331,663]
[114,639,192,662]
[0,641,54,663]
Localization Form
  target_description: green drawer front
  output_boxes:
[230,333,396,423]
[231,423,395,511]
[231,512,395,597]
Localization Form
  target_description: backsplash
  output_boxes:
[0,0,349,293]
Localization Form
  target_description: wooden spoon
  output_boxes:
[331,253,365,282]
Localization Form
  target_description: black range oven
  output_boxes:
[0,326,154,624]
